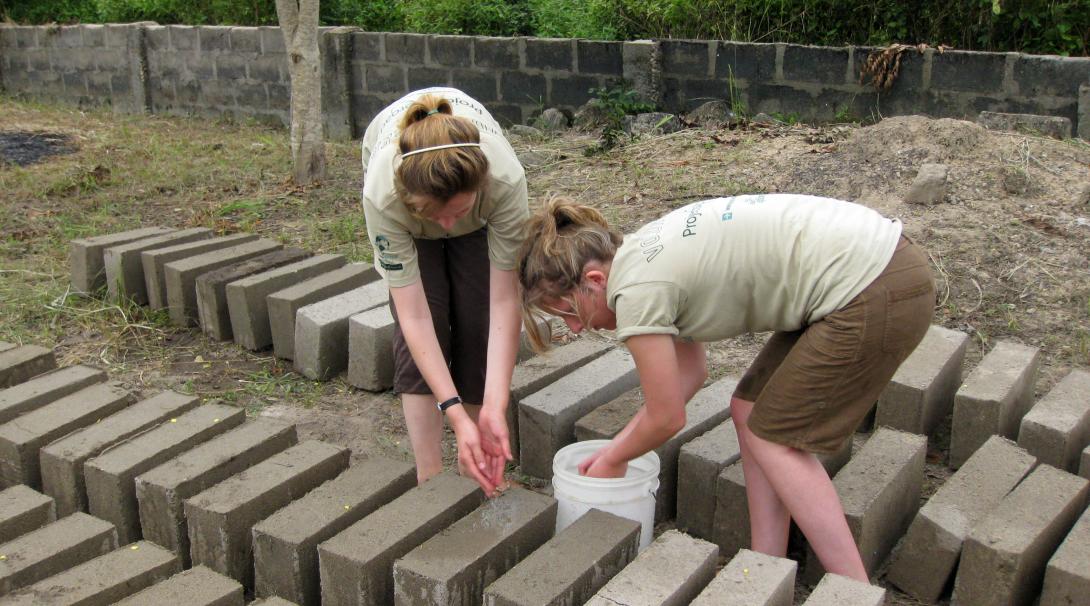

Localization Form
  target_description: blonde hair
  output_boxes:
[517,197,623,352]
[395,94,489,218]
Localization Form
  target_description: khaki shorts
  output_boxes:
[734,236,935,453]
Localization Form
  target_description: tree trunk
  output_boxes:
[276,0,326,185]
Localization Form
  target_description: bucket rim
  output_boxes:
[552,439,660,491]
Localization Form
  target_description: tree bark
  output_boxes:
[276,0,326,185]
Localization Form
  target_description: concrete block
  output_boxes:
[950,341,1040,468]
[392,487,557,606]
[136,418,298,566]
[1082,444,1089,479]
[347,307,396,392]
[195,248,312,341]
[0,345,57,389]
[165,238,283,327]
[518,349,639,478]
[253,458,415,606]
[0,342,13,353]
[84,404,245,544]
[690,549,795,606]
[1042,505,1090,606]
[516,316,552,364]
[1019,369,1090,473]
[113,565,244,606]
[978,111,1072,140]
[186,440,350,588]
[251,598,300,606]
[482,509,640,606]
[0,485,55,544]
[0,382,134,488]
[267,263,378,360]
[804,427,927,583]
[142,233,259,310]
[886,435,1036,602]
[293,282,389,381]
[0,365,106,425]
[40,391,199,516]
[226,254,346,351]
[802,574,886,606]
[70,226,174,294]
[953,464,1090,606]
[677,420,742,539]
[104,228,212,304]
[585,530,718,606]
[2,541,181,605]
[875,324,969,435]
[1079,84,1089,141]
[317,473,485,606]
[0,512,117,594]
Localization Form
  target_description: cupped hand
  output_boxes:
[452,416,499,497]
[477,405,511,489]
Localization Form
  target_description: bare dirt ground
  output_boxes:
[1,98,1088,604]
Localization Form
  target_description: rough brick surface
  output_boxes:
[1082,444,1090,479]
[690,549,795,606]
[268,263,377,360]
[143,233,259,310]
[678,420,741,539]
[104,228,212,304]
[1041,505,1090,606]
[585,530,718,606]
[802,574,886,606]
[251,597,301,606]
[0,345,57,390]
[0,485,55,544]
[347,307,396,392]
[165,238,283,327]
[113,565,244,606]
[978,111,1072,139]
[70,226,174,293]
[0,365,106,425]
[875,325,969,434]
[195,248,311,341]
[1019,369,1090,473]
[0,511,117,594]
[294,282,389,380]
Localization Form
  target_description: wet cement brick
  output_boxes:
[84,404,245,544]
[226,254,346,351]
[268,263,378,360]
[1041,505,1090,606]
[317,473,485,606]
[185,440,350,588]
[0,485,55,544]
[143,233,259,310]
[40,391,199,517]
[0,343,13,353]
[346,307,395,392]
[392,487,557,606]
[585,530,718,606]
[70,226,174,294]
[253,458,415,606]
[0,382,134,489]
[195,248,311,341]
[251,597,301,606]
[690,549,795,606]
[0,345,57,390]
[104,228,212,304]
[294,282,389,381]
[802,574,886,605]
[677,420,741,539]
[0,365,106,425]
[136,418,298,566]
[165,238,283,327]
[113,565,244,606]
[0,512,117,594]
[950,340,1040,468]
[953,464,1089,606]
[482,509,640,606]
[875,324,969,435]
[1019,369,1090,473]
[1082,444,1089,479]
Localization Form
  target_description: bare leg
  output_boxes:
[731,397,790,556]
[402,393,444,484]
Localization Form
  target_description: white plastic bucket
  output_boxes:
[551,440,659,551]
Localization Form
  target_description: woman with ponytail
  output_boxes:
[518,194,934,581]
[361,88,528,496]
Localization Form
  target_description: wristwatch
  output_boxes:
[437,395,463,412]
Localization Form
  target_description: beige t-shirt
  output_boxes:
[361,87,529,288]
[607,194,902,342]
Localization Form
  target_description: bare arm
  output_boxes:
[477,266,521,464]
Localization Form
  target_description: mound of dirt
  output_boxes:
[845,116,988,165]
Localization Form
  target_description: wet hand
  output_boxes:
[477,406,511,490]
[578,447,628,478]
[452,416,498,497]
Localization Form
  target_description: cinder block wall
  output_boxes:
[1,24,1087,140]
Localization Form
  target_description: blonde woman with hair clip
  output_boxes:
[361,87,528,496]
[517,194,935,581]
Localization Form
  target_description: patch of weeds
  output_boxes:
[833,104,860,124]
[43,163,112,197]
[216,198,266,231]
[240,367,324,412]
[726,65,748,120]
[770,112,802,126]
[585,82,656,156]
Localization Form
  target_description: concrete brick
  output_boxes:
[804,428,927,583]
[104,227,212,304]
[317,473,485,606]
[1019,369,1090,473]
[1082,444,1090,479]
[577,40,623,75]
[0,342,13,353]
[0,365,106,425]
[1042,505,1090,606]
[585,530,718,606]
[186,440,350,588]
[875,324,969,435]
[293,282,389,381]
[518,348,639,478]
[195,248,311,341]
[385,33,426,63]
[783,44,850,85]
[715,42,778,82]
[886,435,1036,602]
[0,485,55,544]
[950,340,1040,468]
[429,35,472,68]
[113,565,244,606]
[0,345,57,389]
[525,38,573,71]
[253,458,415,606]
[365,64,404,94]
[953,464,1090,606]
[392,487,557,606]
[136,418,297,567]
[407,67,451,91]
[0,512,117,594]
[252,597,300,606]
[85,404,245,544]
[549,74,600,108]
[690,549,795,606]
[678,419,741,539]
[1079,84,1089,141]
[0,382,133,489]
[268,263,377,360]
[226,254,346,351]
[142,233,259,310]
[509,338,612,435]
[500,72,546,105]
[978,111,1072,140]
[70,226,174,294]
[662,40,712,77]
[450,69,496,103]
[3,541,181,605]
[803,574,886,605]
[475,37,519,69]
[347,307,396,391]
[712,461,749,557]
[482,509,640,606]
[40,391,199,516]
[165,238,283,327]
[930,50,1006,93]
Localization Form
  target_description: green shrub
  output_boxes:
[320,0,403,31]
[1,0,99,24]
[94,0,278,25]
[400,0,532,36]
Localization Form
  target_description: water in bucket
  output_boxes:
[551,439,659,550]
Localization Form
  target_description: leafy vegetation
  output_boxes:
[584,83,657,155]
